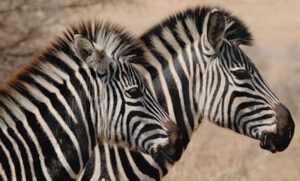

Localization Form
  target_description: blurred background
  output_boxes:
[0,0,299,180]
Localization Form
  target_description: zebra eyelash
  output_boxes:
[230,69,252,80]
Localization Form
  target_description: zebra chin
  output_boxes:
[259,103,295,153]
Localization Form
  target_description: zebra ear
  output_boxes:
[202,9,225,55]
[74,34,110,74]
[74,34,95,60]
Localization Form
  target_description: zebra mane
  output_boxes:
[140,6,252,56]
[56,21,146,64]
[1,21,146,91]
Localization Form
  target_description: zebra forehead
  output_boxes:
[140,6,252,51]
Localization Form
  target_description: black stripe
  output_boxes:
[118,149,140,181]
[99,146,110,180]
[0,132,12,180]
[108,147,119,180]
[207,67,221,121]
[7,126,32,180]
[0,128,22,180]
[80,150,95,180]
[130,151,160,180]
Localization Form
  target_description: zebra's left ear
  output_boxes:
[201,9,225,56]
[74,34,110,74]
[74,34,95,60]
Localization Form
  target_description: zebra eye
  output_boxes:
[126,87,143,99]
[231,69,251,79]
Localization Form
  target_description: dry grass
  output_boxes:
[0,0,299,180]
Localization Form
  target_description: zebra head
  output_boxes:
[200,9,294,152]
[72,24,180,162]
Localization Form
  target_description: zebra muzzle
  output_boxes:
[260,103,295,153]
[153,121,183,164]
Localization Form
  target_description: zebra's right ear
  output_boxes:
[201,9,225,56]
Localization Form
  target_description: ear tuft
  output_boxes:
[74,34,94,60]
[207,10,225,50]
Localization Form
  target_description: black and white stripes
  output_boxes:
[80,6,294,180]
[0,21,180,180]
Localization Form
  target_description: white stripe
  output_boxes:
[132,64,157,102]
[130,121,145,150]
[139,130,168,150]
[104,143,117,181]
[209,65,226,123]
[176,21,191,45]
[89,146,102,181]
[114,145,129,181]
[185,18,199,41]
[0,163,8,181]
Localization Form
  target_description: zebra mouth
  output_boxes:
[260,125,294,153]
[154,139,181,164]
[157,145,175,164]
[154,135,183,165]
[260,133,277,153]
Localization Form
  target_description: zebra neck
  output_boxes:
[136,39,205,148]
[0,53,99,179]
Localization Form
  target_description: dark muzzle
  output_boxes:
[260,103,295,153]
[154,121,183,164]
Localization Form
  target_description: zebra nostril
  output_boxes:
[289,128,293,139]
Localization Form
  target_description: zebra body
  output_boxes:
[80,6,295,181]
[0,22,180,180]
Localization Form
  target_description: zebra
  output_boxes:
[79,6,295,181]
[0,21,181,180]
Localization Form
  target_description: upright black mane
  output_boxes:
[141,6,253,48]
